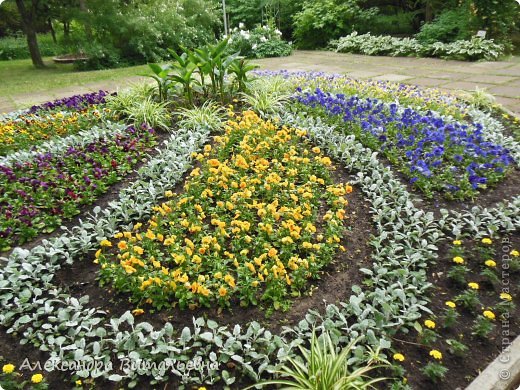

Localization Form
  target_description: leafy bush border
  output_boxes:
[0,121,128,167]
[0,106,517,388]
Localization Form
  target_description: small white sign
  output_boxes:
[476,30,487,38]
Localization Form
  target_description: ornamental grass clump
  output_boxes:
[97,111,350,310]
[249,331,388,389]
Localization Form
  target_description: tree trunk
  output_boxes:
[79,0,93,39]
[15,0,45,68]
[425,1,433,22]
[48,18,57,43]
[63,21,70,38]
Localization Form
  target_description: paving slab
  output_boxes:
[441,81,497,91]
[404,78,449,87]
[372,74,414,82]
[492,66,520,77]
[345,70,384,79]
[462,74,518,85]
[468,61,516,70]
[488,85,520,98]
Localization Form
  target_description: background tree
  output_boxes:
[15,0,46,67]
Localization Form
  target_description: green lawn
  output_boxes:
[0,58,149,111]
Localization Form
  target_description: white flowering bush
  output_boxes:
[226,23,292,59]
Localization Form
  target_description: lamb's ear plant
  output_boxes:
[247,331,388,389]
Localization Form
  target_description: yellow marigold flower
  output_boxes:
[483,310,495,320]
[302,242,313,249]
[208,159,220,167]
[31,373,43,384]
[445,301,456,308]
[165,190,174,198]
[132,308,144,316]
[117,241,128,251]
[453,240,462,245]
[145,230,156,240]
[393,353,405,362]
[76,380,82,385]
[268,248,278,258]
[500,292,512,301]
[204,145,211,153]
[453,256,464,264]
[481,238,492,245]
[424,320,436,329]
[468,282,479,290]
[218,286,228,297]
[2,364,15,374]
[485,259,496,267]
[133,246,144,255]
[429,350,442,360]
[318,156,331,166]
[224,274,236,287]
[511,250,519,257]
[100,239,112,247]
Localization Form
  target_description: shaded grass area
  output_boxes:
[0,57,149,99]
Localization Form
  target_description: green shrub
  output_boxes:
[416,9,472,44]
[227,23,292,59]
[369,11,418,36]
[293,0,378,49]
[71,0,220,70]
[333,32,505,61]
[429,37,505,61]
[0,34,63,61]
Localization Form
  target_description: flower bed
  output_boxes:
[0,77,517,389]
[28,90,110,114]
[97,111,349,311]
[0,124,157,251]
[253,70,468,119]
[392,234,519,388]
[294,88,514,200]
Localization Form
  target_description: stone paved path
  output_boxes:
[255,51,520,116]
[2,51,519,116]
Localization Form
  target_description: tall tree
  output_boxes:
[15,0,45,68]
